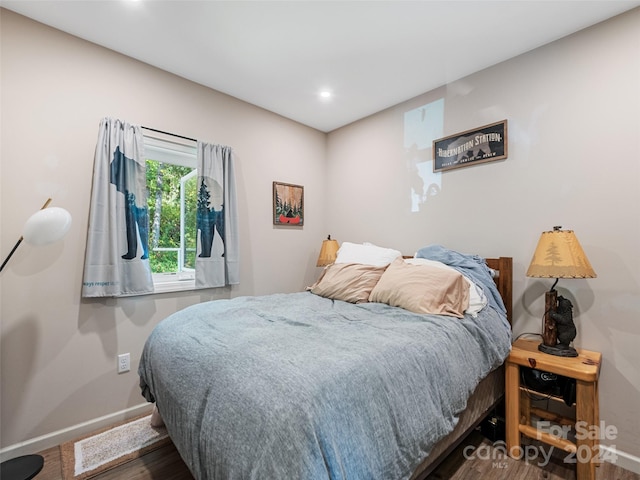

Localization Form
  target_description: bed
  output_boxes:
[138,244,513,479]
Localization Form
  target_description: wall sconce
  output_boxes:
[316,235,339,267]
[0,198,72,272]
[526,226,596,357]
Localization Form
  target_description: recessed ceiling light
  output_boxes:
[319,90,332,99]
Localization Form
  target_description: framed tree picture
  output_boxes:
[273,181,304,226]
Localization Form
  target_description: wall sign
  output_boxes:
[433,120,508,172]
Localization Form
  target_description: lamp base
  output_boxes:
[0,454,44,480]
[538,343,578,357]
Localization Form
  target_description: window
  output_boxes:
[143,135,198,292]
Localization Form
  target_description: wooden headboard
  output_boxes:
[485,257,513,325]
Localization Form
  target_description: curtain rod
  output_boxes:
[141,126,197,143]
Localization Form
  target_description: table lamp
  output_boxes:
[316,235,339,267]
[526,226,596,357]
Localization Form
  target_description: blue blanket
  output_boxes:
[139,288,510,479]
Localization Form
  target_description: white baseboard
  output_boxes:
[601,445,640,475]
[0,403,153,462]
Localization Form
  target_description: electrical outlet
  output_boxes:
[118,353,130,374]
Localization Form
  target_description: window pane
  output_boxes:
[183,173,198,270]
[146,159,196,274]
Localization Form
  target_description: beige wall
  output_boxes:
[327,8,640,462]
[0,9,327,453]
[1,5,639,469]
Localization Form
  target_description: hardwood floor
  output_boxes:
[426,431,640,480]
[36,429,639,479]
[37,441,192,480]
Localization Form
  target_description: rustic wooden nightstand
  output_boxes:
[505,338,602,480]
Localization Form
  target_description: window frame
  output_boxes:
[143,133,198,294]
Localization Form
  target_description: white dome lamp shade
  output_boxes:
[23,207,72,245]
[0,198,72,272]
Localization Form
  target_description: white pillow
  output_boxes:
[405,258,487,317]
[335,242,402,267]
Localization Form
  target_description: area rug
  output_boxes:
[60,413,171,479]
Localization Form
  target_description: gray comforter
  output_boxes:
[139,289,511,480]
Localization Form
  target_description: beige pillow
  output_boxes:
[369,258,470,318]
[404,257,487,317]
[309,263,388,303]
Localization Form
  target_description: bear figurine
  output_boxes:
[550,295,576,349]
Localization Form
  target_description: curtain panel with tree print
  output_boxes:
[196,142,239,288]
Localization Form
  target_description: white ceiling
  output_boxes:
[2,1,639,132]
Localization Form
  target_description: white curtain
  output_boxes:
[82,118,153,297]
[196,142,239,288]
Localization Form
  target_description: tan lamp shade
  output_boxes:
[526,227,596,279]
[316,235,339,267]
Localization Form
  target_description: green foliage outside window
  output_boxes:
[146,159,197,274]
